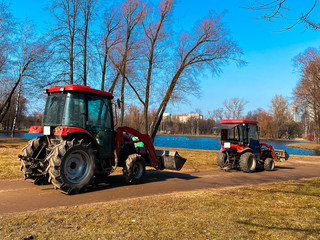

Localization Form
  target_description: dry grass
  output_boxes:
[0,138,27,180]
[156,147,218,172]
[0,178,319,239]
[1,138,320,239]
[288,143,320,152]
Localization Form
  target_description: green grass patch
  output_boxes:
[1,178,319,239]
[288,143,320,152]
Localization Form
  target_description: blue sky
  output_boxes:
[9,0,320,116]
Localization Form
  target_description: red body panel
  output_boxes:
[54,126,95,139]
[46,84,113,98]
[220,143,252,153]
[29,126,43,133]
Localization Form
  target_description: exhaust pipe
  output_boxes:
[156,150,186,171]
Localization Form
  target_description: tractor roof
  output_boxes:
[220,119,258,124]
[45,85,113,98]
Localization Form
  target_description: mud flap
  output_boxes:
[156,150,186,171]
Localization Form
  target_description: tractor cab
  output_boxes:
[217,120,260,159]
[42,85,115,160]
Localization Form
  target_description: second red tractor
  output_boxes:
[216,119,289,173]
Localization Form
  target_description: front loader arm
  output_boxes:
[115,126,161,170]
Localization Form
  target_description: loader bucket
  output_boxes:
[275,149,289,161]
[156,150,186,171]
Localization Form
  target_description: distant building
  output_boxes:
[176,113,203,123]
[188,113,203,120]
[176,114,187,123]
[288,106,301,122]
[163,113,171,120]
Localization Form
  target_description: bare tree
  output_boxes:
[149,12,244,140]
[293,47,320,142]
[79,0,97,85]
[123,0,173,134]
[0,2,13,72]
[223,97,248,119]
[247,0,319,30]
[208,108,224,122]
[110,0,145,126]
[48,0,81,84]
[270,94,289,138]
[0,20,51,124]
[98,6,122,91]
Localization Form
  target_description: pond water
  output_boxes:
[1,132,319,156]
[0,132,43,139]
[153,135,320,156]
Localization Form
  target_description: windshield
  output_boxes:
[43,93,66,126]
[221,124,245,142]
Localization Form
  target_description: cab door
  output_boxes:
[87,95,114,159]
[247,123,260,159]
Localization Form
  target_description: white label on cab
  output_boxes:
[224,142,231,149]
[44,126,51,135]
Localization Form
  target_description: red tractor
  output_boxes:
[19,85,186,194]
[216,119,289,172]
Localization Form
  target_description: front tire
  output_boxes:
[47,139,96,194]
[264,158,275,171]
[123,154,145,184]
[217,152,227,169]
[239,152,257,173]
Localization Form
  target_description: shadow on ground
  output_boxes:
[86,170,199,194]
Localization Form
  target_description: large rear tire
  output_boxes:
[20,137,48,185]
[264,158,275,171]
[239,152,257,173]
[123,154,145,184]
[217,152,227,169]
[47,139,96,194]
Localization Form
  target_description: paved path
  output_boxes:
[0,159,319,215]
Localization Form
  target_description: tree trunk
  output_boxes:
[120,75,125,126]
[108,72,120,93]
[0,77,21,123]
[83,9,89,85]
[11,81,22,138]
[150,67,185,141]
[101,53,108,90]
[70,40,74,84]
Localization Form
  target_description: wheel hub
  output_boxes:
[64,151,89,184]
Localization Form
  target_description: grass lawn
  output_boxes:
[0,178,319,239]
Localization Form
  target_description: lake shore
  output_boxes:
[287,143,320,151]
[158,133,307,142]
